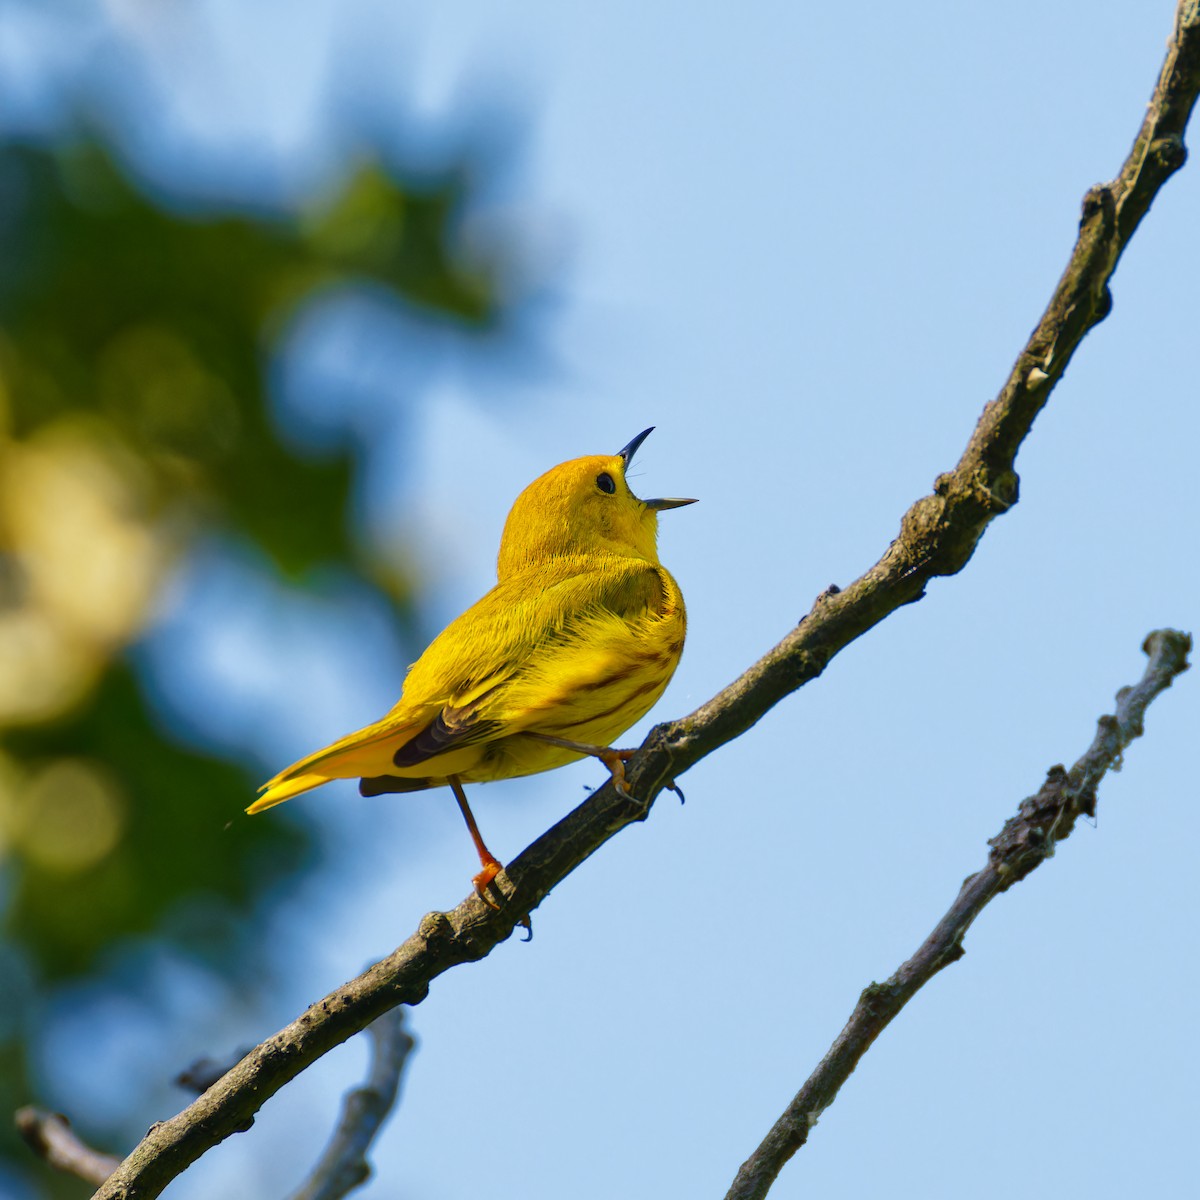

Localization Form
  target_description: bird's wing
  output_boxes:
[250,558,662,808]
[377,557,665,764]
[389,694,505,767]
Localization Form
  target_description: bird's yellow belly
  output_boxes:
[459,614,684,784]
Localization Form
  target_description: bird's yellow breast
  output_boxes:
[463,561,686,782]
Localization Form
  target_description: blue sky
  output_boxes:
[4,2,1198,1198]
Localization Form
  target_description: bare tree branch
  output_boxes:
[289,1009,415,1200]
[16,1106,121,1188]
[83,4,1200,1198]
[724,628,1192,1200]
[18,1016,414,1199]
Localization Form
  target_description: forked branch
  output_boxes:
[21,1012,415,1200]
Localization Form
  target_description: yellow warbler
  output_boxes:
[250,427,695,895]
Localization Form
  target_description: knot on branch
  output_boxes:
[973,466,1019,514]
[1080,183,1116,229]
[417,911,454,944]
[899,485,994,580]
[857,981,898,1018]
[1149,133,1187,173]
[986,764,1080,888]
[1142,627,1192,670]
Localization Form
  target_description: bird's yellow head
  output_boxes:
[497,428,696,579]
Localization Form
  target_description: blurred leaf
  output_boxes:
[2,662,312,981]
[0,138,500,575]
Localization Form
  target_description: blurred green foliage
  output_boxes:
[4,663,303,980]
[0,127,516,1193]
[0,139,498,573]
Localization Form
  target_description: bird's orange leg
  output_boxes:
[524,733,639,797]
[449,775,503,901]
[525,733,686,802]
[449,777,532,938]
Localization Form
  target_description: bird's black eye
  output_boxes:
[596,472,616,494]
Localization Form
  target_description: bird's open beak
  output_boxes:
[617,427,655,466]
[616,428,697,510]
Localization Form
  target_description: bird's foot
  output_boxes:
[472,860,502,906]
[524,732,641,798]
[664,778,686,804]
[595,747,636,798]
[471,860,533,940]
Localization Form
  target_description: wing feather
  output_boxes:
[250,556,665,810]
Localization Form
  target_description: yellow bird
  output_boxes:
[250,428,695,897]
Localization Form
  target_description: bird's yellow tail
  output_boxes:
[249,714,426,815]
[247,772,331,813]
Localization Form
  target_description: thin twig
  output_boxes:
[176,1047,255,1095]
[724,629,1192,1200]
[16,1106,121,1187]
[289,1009,415,1200]
[85,5,1200,1198]
[18,1017,415,1198]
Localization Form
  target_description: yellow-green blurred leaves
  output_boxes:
[0,418,168,725]
[0,757,126,875]
[0,137,502,576]
[3,664,310,980]
[97,324,243,470]
[300,158,496,319]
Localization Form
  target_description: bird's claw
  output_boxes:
[472,861,503,910]
[472,862,534,941]
[599,748,637,798]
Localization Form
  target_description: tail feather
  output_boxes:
[249,713,429,815]
[248,772,331,813]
